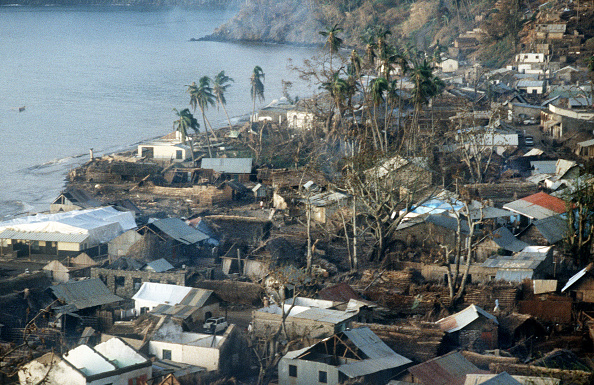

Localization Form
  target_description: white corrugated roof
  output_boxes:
[436,304,498,333]
[201,158,252,174]
[132,282,193,305]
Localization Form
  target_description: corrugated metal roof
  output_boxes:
[408,351,482,385]
[132,282,193,305]
[495,270,534,282]
[483,247,551,270]
[150,218,209,245]
[144,258,174,273]
[50,278,122,310]
[288,327,411,378]
[426,214,470,234]
[524,148,544,157]
[150,304,197,320]
[201,158,252,174]
[436,305,498,333]
[178,288,215,308]
[578,139,594,147]
[465,373,522,385]
[531,161,557,175]
[0,229,89,243]
[534,215,567,244]
[561,264,594,292]
[290,307,355,324]
[516,80,544,88]
[492,227,530,252]
[503,192,566,220]
[340,355,412,378]
[318,283,363,302]
[305,191,350,207]
[344,327,405,359]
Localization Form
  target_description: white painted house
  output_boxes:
[18,337,151,385]
[278,327,412,385]
[132,282,220,321]
[515,53,545,64]
[287,110,315,131]
[138,140,192,162]
[147,320,249,375]
[440,58,459,73]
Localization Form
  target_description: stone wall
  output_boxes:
[91,267,186,298]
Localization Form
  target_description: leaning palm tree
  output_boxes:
[172,108,199,163]
[213,71,235,130]
[187,77,217,138]
[250,66,265,125]
[319,23,343,69]
[186,77,217,157]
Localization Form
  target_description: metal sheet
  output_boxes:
[50,278,122,310]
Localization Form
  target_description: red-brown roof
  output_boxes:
[521,192,566,214]
[318,283,363,302]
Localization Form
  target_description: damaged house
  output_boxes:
[18,337,151,385]
[252,303,357,340]
[43,253,98,283]
[407,351,483,385]
[134,218,211,262]
[50,188,102,213]
[132,282,221,323]
[48,278,123,332]
[482,246,554,282]
[503,192,567,228]
[436,304,499,351]
[91,257,188,298]
[200,158,252,183]
[278,327,412,385]
[146,320,249,375]
[0,207,137,259]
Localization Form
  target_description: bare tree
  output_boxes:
[249,268,317,385]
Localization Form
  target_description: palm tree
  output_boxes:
[172,108,199,163]
[250,66,265,159]
[319,23,343,69]
[370,77,389,151]
[213,71,235,130]
[250,66,265,124]
[186,77,217,157]
[409,59,445,150]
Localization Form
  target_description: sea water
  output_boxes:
[0,5,317,218]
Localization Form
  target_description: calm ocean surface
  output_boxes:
[0,5,317,218]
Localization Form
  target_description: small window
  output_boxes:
[289,364,297,378]
[163,349,172,360]
[319,370,327,383]
[176,150,183,159]
[115,276,125,288]
[133,278,142,290]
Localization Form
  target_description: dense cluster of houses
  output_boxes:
[1,1,594,383]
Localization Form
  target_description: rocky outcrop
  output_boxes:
[206,0,323,44]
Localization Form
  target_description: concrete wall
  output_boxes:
[138,144,189,161]
[149,340,220,371]
[287,111,315,131]
[91,267,186,298]
[278,358,340,385]
[108,230,143,259]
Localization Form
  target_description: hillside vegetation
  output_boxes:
[208,0,497,51]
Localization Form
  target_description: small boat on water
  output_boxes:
[18,106,25,112]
